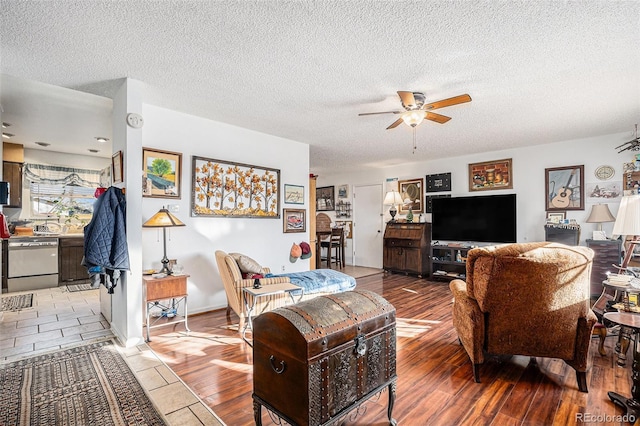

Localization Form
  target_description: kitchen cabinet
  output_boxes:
[2,161,22,208]
[59,236,88,284]
[383,222,431,277]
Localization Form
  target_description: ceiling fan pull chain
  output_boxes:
[412,127,417,154]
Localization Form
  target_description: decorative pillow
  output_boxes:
[242,273,264,279]
[230,253,267,274]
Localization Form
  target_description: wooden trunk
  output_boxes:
[252,289,397,426]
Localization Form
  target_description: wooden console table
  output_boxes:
[143,274,190,342]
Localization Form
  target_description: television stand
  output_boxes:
[430,244,471,281]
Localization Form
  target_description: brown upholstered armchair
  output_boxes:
[449,242,596,392]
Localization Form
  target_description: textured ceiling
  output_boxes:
[1,1,639,175]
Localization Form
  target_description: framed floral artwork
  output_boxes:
[191,156,280,218]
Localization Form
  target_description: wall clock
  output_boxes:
[595,165,615,180]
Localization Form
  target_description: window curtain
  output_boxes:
[24,163,102,187]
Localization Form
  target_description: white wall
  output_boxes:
[316,131,633,255]
[141,104,310,314]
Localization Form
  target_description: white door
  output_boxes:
[353,184,384,268]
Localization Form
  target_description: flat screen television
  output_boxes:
[431,194,516,243]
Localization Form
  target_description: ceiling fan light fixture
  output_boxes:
[95,137,109,143]
[401,110,425,128]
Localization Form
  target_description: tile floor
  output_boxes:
[0,286,224,426]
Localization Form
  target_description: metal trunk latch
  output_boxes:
[354,334,367,357]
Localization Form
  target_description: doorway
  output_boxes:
[353,184,383,268]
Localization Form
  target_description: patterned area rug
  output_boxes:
[1,293,33,312]
[66,283,94,292]
[0,340,167,425]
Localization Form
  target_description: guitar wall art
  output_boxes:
[545,165,585,211]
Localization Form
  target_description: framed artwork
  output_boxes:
[469,158,513,191]
[586,181,622,201]
[338,184,349,198]
[283,208,306,233]
[284,184,304,204]
[546,212,566,224]
[335,220,353,239]
[111,151,123,184]
[426,194,451,213]
[426,173,451,192]
[545,165,584,211]
[316,186,335,211]
[191,156,280,218]
[398,178,424,214]
[142,148,182,198]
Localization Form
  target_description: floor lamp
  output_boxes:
[143,207,185,275]
[612,195,640,272]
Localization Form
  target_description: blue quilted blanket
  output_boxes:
[265,269,356,295]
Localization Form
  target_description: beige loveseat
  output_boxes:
[215,250,339,332]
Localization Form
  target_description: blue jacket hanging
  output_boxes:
[83,186,129,293]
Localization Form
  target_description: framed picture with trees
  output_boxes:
[191,156,280,218]
[142,148,182,199]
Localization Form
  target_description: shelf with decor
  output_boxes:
[335,200,351,218]
[430,245,471,281]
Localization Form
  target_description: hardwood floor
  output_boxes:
[148,273,633,425]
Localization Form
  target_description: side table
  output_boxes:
[242,283,303,345]
[603,311,640,423]
[143,274,190,342]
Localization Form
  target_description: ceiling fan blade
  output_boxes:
[397,91,417,109]
[386,118,404,130]
[424,94,472,111]
[358,110,403,116]
[425,112,451,124]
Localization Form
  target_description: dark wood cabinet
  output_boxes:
[383,222,431,277]
[2,161,22,208]
[59,237,88,284]
[586,239,622,298]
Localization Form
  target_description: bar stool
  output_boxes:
[321,228,344,269]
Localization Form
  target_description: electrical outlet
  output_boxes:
[168,204,179,213]
[281,265,285,272]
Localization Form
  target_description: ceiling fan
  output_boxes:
[359,91,472,130]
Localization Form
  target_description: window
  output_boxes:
[24,163,102,220]
[30,182,96,218]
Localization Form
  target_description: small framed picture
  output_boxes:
[546,212,566,224]
[316,186,335,211]
[283,208,306,233]
[284,184,304,204]
[338,184,349,198]
[111,151,123,184]
[143,148,182,199]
